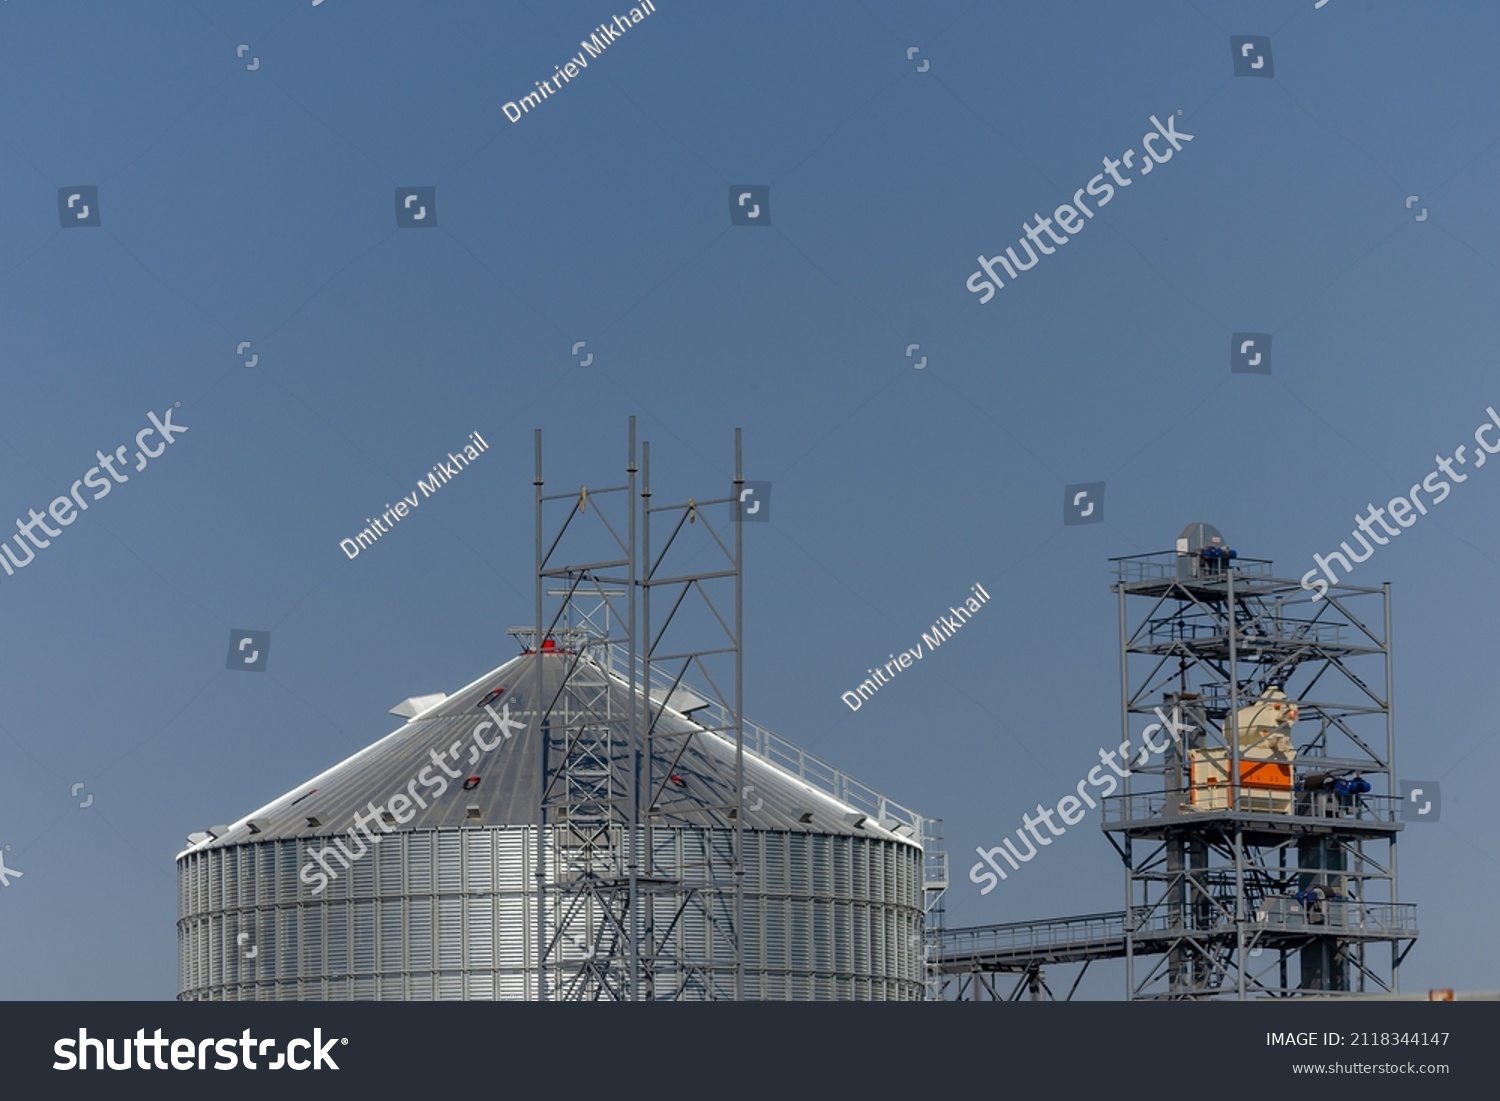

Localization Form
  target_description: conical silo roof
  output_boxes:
[184,649,916,854]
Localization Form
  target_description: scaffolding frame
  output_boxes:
[528,418,746,1000]
[1104,547,1417,1000]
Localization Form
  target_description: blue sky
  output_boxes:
[2,0,1498,999]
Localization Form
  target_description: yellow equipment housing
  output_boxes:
[1189,688,1297,813]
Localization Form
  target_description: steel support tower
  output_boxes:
[1103,526,1417,999]
[528,418,747,1000]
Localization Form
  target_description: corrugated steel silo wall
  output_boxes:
[178,826,924,1001]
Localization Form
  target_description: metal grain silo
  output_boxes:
[181,421,948,1000]
[177,645,937,1000]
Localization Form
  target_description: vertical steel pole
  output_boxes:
[533,429,547,1001]
[1227,567,1240,812]
[1384,582,1399,993]
[626,417,639,999]
[640,440,654,1000]
[1233,825,1247,999]
[1226,568,1246,998]
[733,428,745,1001]
[1118,582,1136,999]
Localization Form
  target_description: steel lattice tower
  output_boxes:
[1104,524,1418,999]
[529,418,747,1000]
[178,420,938,1002]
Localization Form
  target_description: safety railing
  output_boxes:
[1100,789,1405,827]
[937,910,1146,962]
[1257,899,1418,937]
[938,900,1417,965]
[1112,551,1275,584]
[597,645,939,861]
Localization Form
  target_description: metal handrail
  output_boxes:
[597,645,935,846]
[939,910,1139,956]
[1143,616,1347,648]
[1100,789,1405,826]
[938,900,1418,961]
[1112,552,1275,584]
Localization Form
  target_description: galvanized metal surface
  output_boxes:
[180,651,910,850]
[180,423,943,1001]
[179,826,925,1000]
[178,653,930,1000]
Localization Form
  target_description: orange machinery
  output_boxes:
[1189,688,1297,813]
